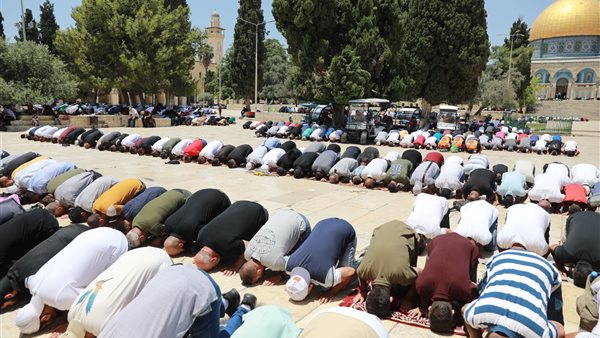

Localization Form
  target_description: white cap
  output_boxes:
[15,295,44,334]
[286,267,311,301]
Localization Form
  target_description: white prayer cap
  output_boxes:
[286,267,311,301]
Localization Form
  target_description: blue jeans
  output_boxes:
[483,219,498,252]
[339,237,357,268]
[219,307,249,338]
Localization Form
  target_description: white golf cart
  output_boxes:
[342,98,389,145]
[436,104,459,131]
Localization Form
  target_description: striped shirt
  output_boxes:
[464,249,561,338]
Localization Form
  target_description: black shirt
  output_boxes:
[401,149,422,168]
[113,133,129,146]
[217,145,236,163]
[326,143,341,153]
[280,141,297,152]
[2,152,39,177]
[293,152,320,172]
[196,201,268,265]
[99,132,121,147]
[64,128,85,142]
[289,126,302,137]
[140,136,161,151]
[165,189,231,243]
[341,146,361,160]
[548,139,562,150]
[226,144,253,164]
[78,129,95,145]
[0,209,59,278]
[554,211,600,269]
[357,147,379,164]
[463,168,496,197]
[83,130,103,146]
[492,164,508,177]
[5,223,88,292]
[277,148,302,170]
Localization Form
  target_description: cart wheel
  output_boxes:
[360,131,367,145]
[341,132,348,143]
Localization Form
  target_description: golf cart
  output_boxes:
[342,98,390,145]
[436,104,459,131]
[395,107,422,132]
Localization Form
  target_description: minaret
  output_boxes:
[206,11,224,68]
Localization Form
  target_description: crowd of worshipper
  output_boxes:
[1,138,600,338]
[5,124,600,337]
[244,119,581,156]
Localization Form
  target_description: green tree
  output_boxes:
[39,0,60,54]
[230,0,265,110]
[0,40,77,105]
[0,11,5,40]
[55,0,197,103]
[504,17,530,49]
[323,47,371,105]
[519,73,540,110]
[163,0,187,8]
[207,49,235,100]
[15,9,40,43]
[261,39,290,102]
[404,0,489,107]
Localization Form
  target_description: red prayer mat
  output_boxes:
[339,290,467,336]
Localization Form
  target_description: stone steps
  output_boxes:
[533,100,600,120]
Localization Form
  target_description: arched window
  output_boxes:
[534,69,550,83]
[576,68,596,83]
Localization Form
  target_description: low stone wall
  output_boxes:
[68,115,171,128]
[253,111,304,123]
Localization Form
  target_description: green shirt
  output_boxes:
[46,168,86,194]
[357,220,418,287]
[132,189,189,236]
[384,159,413,186]
[231,306,300,338]
[161,138,181,154]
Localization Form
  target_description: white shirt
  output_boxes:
[120,134,141,148]
[33,125,52,136]
[435,162,465,191]
[528,173,565,203]
[38,126,58,138]
[250,121,261,129]
[400,134,414,145]
[545,163,571,184]
[198,140,223,160]
[564,140,577,152]
[497,203,550,256]
[66,247,171,336]
[541,134,552,142]
[329,130,343,141]
[151,137,171,152]
[532,139,547,150]
[445,155,464,165]
[277,126,289,135]
[246,146,269,165]
[405,193,449,238]
[506,132,518,140]
[386,132,400,143]
[171,139,193,156]
[361,158,389,181]
[455,200,498,246]
[262,148,286,168]
[128,108,139,119]
[310,128,323,139]
[425,136,437,145]
[383,151,401,162]
[464,155,489,175]
[572,163,600,187]
[52,127,68,139]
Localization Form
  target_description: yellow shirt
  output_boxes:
[11,156,49,179]
[92,178,145,217]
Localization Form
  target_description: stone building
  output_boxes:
[190,11,225,103]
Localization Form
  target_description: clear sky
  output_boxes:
[1,0,556,50]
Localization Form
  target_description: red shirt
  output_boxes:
[423,151,444,166]
[59,126,75,142]
[416,233,479,306]
[414,135,426,146]
[517,133,528,142]
[183,139,205,158]
[563,184,587,204]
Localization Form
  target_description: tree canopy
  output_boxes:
[260,39,291,102]
[15,9,40,43]
[39,0,60,54]
[0,40,77,105]
[0,11,5,40]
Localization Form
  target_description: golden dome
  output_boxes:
[530,0,600,41]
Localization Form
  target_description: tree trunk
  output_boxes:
[245,97,251,111]
[332,104,345,129]
[419,99,432,129]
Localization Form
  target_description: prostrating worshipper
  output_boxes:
[148,136,170,157]
[0,152,40,186]
[496,170,527,208]
[463,154,489,176]
[279,140,297,152]
[0,208,59,278]
[80,129,103,149]
[245,145,269,170]
[69,176,120,223]
[63,247,172,338]
[198,140,224,164]
[98,264,257,338]
[194,201,268,273]
[548,137,563,156]
[435,161,465,199]
[304,141,326,154]
[120,186,167,222]
[562,139,579,157]
[374,130,389,146]
[288,124,303,140]
[401,149,422,169]
[163,189,231,257]
[412,233,479,333]
[383,158,413,192]
[357,158,390,189]
[405,192,450,249]
[529,173,566,204]
[0,195,24,225]
[589,183,600,210]
[562,184,588,212]
[341,146,362,160]
[497,201,552,257]
[462,248,564,338]
[182,138,206,162]
[27,161,77,195]
[107,132,129,152]
[256,123,269,137]
[9,158,56,196]
[518,135,532,153]
[45,168,86,197]
[550,211,600,288]
[0,152,22,174]
[214,144,236,166]
[454,199,498,251]
[225,144,253,168]
[399,133,414,148]
[15,228,128,335]
[465,135,480,153]
[292,152,320,179]
[276,124,290,138]
[125,189,190,248]
[276,148,303,176]
[117,133,142,153]
[410,159,441,195]
[572,163,600,189]
[266,124,280,137]
[357,146,380,165]
[574,274,600,335]
[329,157,359,184]
[54,127,74,143]
[298,307,388,338]
[62,127,86,145]
[257,147,286,173]
[533,136,548,154]
[310,126,327,141]
[385,129,401,146]
[285,218,356,303]
[514,159,536,186]
[136,136,161,156]
[329,129,343,142]
[96,131,122,151]
[355,220,420,318]
[239,209,311,285]
[544,161,571,184]
[462,168,496,203]
[312,149,340,181]
[451,134,465,152]
[383,151,401,162]
[158,137,181,159]
[170,138,194,160]
[46,171,102,217]
[87,178,145,227]
[492,164,509,185]
[34,125,59,141]
[423,151,444,167]
[229,306,300,338]
[263,136,281,151]
[50,127,69,143]
[0,224,88,309]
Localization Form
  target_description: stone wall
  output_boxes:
[68,115,171,128]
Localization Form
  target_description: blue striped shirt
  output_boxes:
[465,249,561,338]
